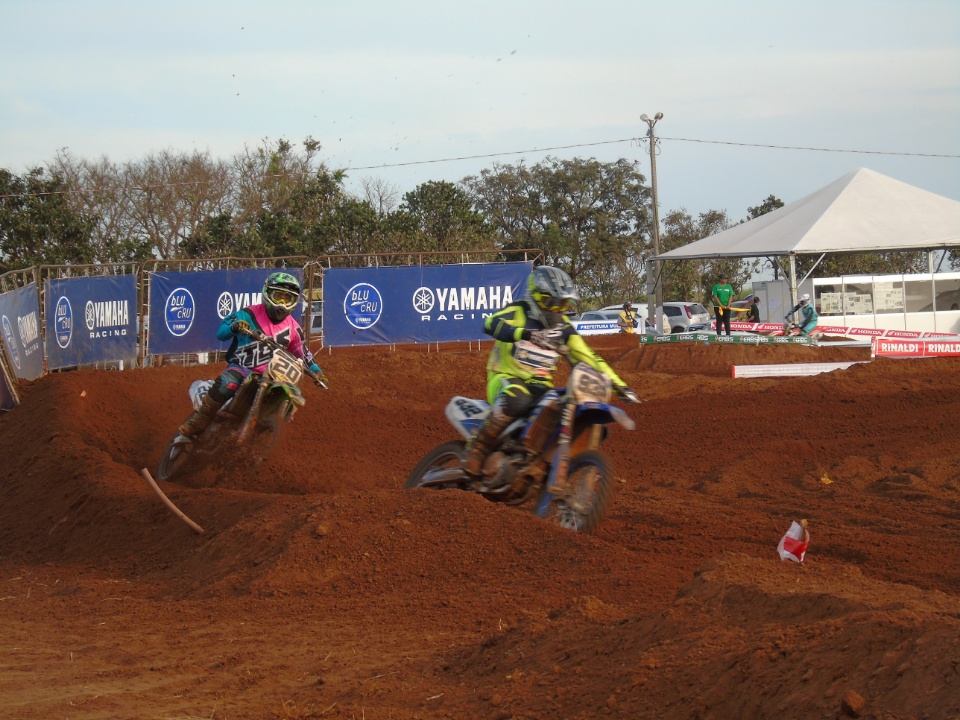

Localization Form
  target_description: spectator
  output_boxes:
[748,295,761,323]
[711,274,734,337]
[618,302,639,334]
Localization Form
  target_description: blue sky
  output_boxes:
[2,0,958,220]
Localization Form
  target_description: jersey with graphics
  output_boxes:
[219,304,318,372]
[787,302,819,328]
[484,299,627,389]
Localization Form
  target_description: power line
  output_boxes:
[661,136,959,159]
[2,135,957,200]
[343,135,960,173]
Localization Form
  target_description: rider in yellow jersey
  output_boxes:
[462,265,640,477]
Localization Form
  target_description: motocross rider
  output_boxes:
[462,265,640,478]
[784,293,819,337]
[177,271,328,439]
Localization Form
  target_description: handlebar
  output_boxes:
[235,324,328,388]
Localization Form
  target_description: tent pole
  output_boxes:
[789,254,798,308]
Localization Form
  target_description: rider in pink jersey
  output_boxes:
[177,271,326,439]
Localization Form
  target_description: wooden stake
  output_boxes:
[139,468,204,534]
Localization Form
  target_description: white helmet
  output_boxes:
[800,293,811,305]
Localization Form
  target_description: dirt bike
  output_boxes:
[156,326,327,483]
[405,336,638,533]
[780,319,820,343]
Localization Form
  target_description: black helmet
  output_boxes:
[262,271,301,322]
[527,266,579,313]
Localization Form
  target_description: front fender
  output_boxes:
[575,401,635,431]
[268,382,305,408]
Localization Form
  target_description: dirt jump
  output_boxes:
[1,335,958,719]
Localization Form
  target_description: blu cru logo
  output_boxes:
[165,288,196,337]
[343,283,383,329]
[55,296,73,349]
[1,316,21,369]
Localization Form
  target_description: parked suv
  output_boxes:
[658,302,711,333]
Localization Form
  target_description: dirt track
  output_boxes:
[1,336,959,720]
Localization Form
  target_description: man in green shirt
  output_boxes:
[711,274,735,337]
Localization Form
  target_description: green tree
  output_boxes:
[795,251,928,279]
[746,194,784,221]
[660,208,759,304]
[463,157,650,307]
[0,168,96,268]
[393,180,495,255]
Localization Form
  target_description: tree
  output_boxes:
[393,180,495,255]
[49,150,152,262]
[660,208,759,304]
[0,168,96,268]
[463,157,651,307]
[746,194,784,221]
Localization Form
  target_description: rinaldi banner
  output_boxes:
[871,338,960,358]
[322,262,532,346]
[639,333,816,346]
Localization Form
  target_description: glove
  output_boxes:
[530,329,561,350]
[616,386,641,404]
[231,320,253,336]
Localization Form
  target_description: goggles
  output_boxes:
[542,296,572,312]
[268,288,299,307]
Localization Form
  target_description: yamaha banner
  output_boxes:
[45,275,138,370]
[0,283,44,381]
[322,262,532,346]
[147,268,303,355]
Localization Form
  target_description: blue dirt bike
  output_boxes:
[405,347,637,533]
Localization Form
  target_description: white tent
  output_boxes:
[656,167,960,260]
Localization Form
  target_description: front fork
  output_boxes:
[235,376,270,445]
[547,401,576,496]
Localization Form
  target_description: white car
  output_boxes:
[657,302,711,334]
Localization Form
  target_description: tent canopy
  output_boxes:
[656,168,960,261]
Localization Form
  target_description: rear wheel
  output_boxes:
[536,449,613,533]
[405,440,468,489]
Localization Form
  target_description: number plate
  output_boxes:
[570,364,610,403]
[267,351,303,385]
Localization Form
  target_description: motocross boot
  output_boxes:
[178,394,223,439]
[462,405,512,478]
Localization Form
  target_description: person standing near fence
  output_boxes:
[618,302,638,334]
[711,274,734,337]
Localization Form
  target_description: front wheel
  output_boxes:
[536,449,613,533]
[157,435,194,483]
[405,440,468,489]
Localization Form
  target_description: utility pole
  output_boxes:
[641,113,664,332]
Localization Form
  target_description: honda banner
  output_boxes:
[0,283,44,380]
[323,262,532,346]
[45,275,138,370]
[147,268,303,356]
